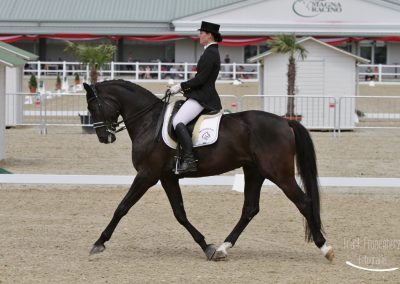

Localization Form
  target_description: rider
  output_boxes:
[169,21,223,174]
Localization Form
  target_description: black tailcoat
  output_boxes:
[181,44,222,111]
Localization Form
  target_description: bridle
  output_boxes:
[87,84,170,137]
[87,85,123,136]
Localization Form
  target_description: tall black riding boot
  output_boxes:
[175,123,197,174]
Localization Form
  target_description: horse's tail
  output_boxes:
[288,120,323,242]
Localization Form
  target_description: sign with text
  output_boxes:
[293,0,343,17]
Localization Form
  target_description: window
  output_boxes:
[336,42,352,53]
[244,46,257,61]
[360,46,372,62]
[359,41,387,64]
[244,44,269,61]
[374,46,387,64]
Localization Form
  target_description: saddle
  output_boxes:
[161,100,223,149]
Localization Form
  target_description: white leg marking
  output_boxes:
[320,242,331,256]
[217,242,232,254]
[321,242,335,261]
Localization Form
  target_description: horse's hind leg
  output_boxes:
[161,175,217,260]
[213,165,264,261]
[275,177,333,260]
[90,173,158,255]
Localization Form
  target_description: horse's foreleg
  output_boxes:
[160,175,216,260]
[90,174,158,255]
[214,166,264,261]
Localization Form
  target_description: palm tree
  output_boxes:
[64,41,117,84]
[267,34,307,117]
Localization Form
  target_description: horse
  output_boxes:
[83,80,334,261]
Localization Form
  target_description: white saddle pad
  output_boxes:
[161,101,222,149]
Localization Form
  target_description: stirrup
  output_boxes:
[173,156,197,175]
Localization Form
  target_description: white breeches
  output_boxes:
[172,98,204,129]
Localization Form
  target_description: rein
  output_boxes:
[89,85,171,137]
[109,100,161,134]
[153,90,172,141]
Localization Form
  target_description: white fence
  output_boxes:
[338,96,400,130]
[6,93,400,134]
[24,61,260,83]
[358,64,400,84]
[5,93,240,132]
[23,61,400,84]
[240,95,339,130]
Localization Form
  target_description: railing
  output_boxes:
[23,61,400,84]
[23,61,260,83]
[338,96,400,131]
[6,93,400,135]
[358,64,400,84]
[5,93,240,133]
[239,95,338,130]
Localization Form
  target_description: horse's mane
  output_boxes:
[96,79,159,99]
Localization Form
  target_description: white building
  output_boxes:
[0,0,400,65]
[0,42,37,160]
[248,37,369,129]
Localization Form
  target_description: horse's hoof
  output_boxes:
[212,249,228,261]
[325,247,335,262]
[90,244,106,255]
[205,244,217,260]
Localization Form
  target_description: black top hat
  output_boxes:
[198,21,223,42]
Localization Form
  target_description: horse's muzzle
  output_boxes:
[98,133,116,144]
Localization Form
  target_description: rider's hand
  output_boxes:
[169,83,182,95]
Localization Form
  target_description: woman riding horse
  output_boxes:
[169,21,223,174]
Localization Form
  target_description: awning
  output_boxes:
[2,34,400,47]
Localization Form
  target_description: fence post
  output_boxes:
[135,62,139,80]
[184,63,188,80]
[333,97,338,137]
[111,61,115,79]
[39,92,47,135]
[232,63,237,79]
[337,97,343,136]
[86,64,90,82]
[37,61,41,80]
[62,61,67,80]
[378,64,382,82]
[158,61,161,80]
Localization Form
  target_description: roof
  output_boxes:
[0,0,244,35]
[0,49,26,67]
[0,42,37,67]
[0,0,244,22]
[383,0,400,4]
[0,42,38,60]
[247,37,370,64]
[1,0,396,22]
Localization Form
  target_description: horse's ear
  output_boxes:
[83,83,95,100]
[83,83,92,94]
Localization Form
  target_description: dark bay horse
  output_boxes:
[83,80,334,261]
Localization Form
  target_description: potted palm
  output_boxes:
[267,34,307,121]
[64,41,116,84]
[65,41,116,133]
[74,73,80,85]
[29,74,38,93]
